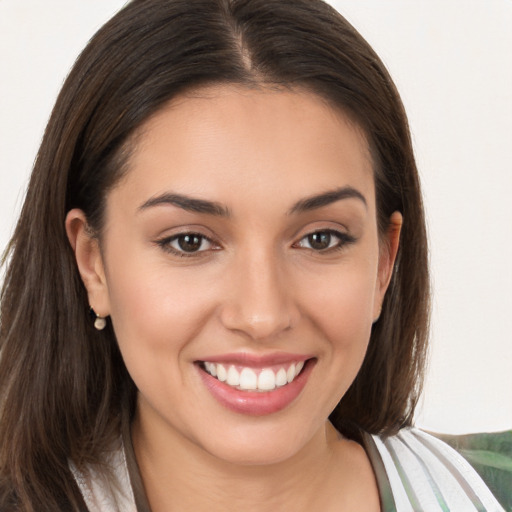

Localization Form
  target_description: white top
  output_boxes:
[363,428,505,511]
[70,444,137,512]
[71,427,505,512]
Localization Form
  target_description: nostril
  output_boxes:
[219,307,298,341]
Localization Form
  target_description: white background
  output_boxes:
[0,0,511,434]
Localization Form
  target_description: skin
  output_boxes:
[67,85,402,511]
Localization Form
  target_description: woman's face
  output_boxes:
[70,85,400,465]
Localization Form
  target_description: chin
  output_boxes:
[194,418,321,468]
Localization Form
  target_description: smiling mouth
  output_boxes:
[199,360,307,392]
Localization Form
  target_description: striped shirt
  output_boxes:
[363,428,505,511]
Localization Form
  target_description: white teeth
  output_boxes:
[226,366,240,386]
[276,368,287,387]
[258,369,276,390]
[204,362,217,377]
[203,360,307,391]
[239,368,257,390]
[286,364,296,383]
[216,364,227,382]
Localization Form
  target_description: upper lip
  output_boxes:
[196,352,313,367]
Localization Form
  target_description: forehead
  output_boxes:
[113,85,375,212]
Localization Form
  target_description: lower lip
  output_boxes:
[197,360,315,416]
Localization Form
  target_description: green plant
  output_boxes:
[433,430,512,511]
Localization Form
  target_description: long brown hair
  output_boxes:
[0,0,429,509]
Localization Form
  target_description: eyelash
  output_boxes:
[293,229,356,253]
[156,232,218,258]
[155,229,356,258]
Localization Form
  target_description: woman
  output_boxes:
[0,0,504,510]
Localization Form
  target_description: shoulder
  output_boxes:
[70,441,137,512]
[365,427,505,512]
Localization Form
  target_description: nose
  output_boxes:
[219,249,300,341]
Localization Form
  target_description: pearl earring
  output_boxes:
[90,307,107,331]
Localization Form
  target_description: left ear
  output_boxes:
[373,211,403,321]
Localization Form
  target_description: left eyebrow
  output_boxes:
[288,186,367,215]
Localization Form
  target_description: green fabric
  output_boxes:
[432,430,512,511]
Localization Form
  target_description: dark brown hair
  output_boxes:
[0,0,429,509]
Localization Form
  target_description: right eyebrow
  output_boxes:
[138,192,230,217]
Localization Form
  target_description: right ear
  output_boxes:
[65,209,110,317]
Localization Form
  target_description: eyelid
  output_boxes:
[293,228,356,252]
[155,231,221,258]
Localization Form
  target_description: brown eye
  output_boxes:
[157,232,216,256]
[295,229,356,252]
[307,232,332,250]
[177,234,203,252]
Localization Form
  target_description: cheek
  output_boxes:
[103,251,218,370]
[318,275,375,386]
[298,262,378,346]
[103,261,224,423]
[290,261,378,414]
